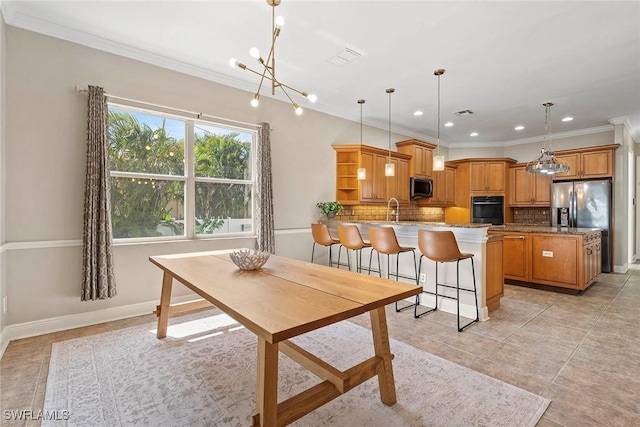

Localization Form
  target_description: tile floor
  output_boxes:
[1,265,639,426]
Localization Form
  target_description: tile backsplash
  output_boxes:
[334,202,444,222]
[512,207,550,225]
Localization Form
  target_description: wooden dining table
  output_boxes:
[150,250,421,427]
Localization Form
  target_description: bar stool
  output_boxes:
[367,226,419,312]
[310,223,341,267]
[415,229,479,332]
[337,224,373,273]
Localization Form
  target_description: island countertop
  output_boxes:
[488,225,602,235]
[323,219,489,229]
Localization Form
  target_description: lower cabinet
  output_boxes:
[489,230,601,291]
[502,233,528,281]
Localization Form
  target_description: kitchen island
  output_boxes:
[324,220,504,321]
[488,225,602,291]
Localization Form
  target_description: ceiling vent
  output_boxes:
[327,47,362,66]
[453,109,474,116]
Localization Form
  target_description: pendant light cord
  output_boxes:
[388,90,392,161]
[437,73,441,156]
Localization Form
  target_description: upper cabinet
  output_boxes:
[553,144,618,181]
[333,144,412,205]
[509,164,552,207]
[469,161,509,193]
[419,164,457,207]
[396,139,437,178]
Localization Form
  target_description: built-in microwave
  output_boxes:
[410,177,433,199]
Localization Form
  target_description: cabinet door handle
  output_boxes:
[505,236,525,240]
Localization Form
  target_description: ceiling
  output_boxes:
[3,0,640,147]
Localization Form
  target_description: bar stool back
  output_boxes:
[310,223,341,267]
[415,229,479,331]
[337,225,372,273]
[368,226,418,312]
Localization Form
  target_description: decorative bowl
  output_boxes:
[229,249,270,271]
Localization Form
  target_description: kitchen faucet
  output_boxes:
[386,197,400,223]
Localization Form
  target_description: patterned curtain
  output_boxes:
[81,85,117,301]
[255,122,275,253]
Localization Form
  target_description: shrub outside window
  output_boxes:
[108,105,255,240]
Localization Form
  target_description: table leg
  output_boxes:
[156,271,173,339]
[370,306,397,405]
[256,337,279,427]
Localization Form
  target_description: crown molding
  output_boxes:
[609,117,640,144]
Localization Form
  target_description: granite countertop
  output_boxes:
[488,225,602,235]
[324,219,489,229]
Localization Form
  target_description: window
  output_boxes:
[108,105,255,240]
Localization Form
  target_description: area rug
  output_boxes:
[42,310,549,426]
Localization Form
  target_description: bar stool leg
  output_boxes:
[456,258,480,332]
[414,255,437,318]
[311,242,317,264]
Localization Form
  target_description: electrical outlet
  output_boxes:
[419,273,427,284]
[2,296,6,314]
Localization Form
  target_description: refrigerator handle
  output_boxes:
[569,190,576,228]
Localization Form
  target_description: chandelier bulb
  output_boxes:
[275,16,285,28]
[229,58,239,68]
[249,47,261,60]
[293,104,303,115]
[307,93,317,103]
[251,94,260,108]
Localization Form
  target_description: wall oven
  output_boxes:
[471,196,504,225]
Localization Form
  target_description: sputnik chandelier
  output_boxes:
[229,0,316,115]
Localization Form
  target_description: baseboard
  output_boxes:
[0,326,9,360]
[613,263,629,274]
[0,294,203,349]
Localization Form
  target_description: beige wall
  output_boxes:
[4,27,415,327]
[1,11,7,337]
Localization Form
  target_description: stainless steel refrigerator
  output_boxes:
[551,179,612,272]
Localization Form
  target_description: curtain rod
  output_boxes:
[75,85,264,130]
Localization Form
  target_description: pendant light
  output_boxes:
[357,99,367,180]
[385,88,395,177]
[525,102,570,175]
[432,69,445,172]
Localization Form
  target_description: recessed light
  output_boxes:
[562,116,574,122]
[413,110,424,116]
[444,122,454,127]
[470,132,479,137]
[515,125,525,131]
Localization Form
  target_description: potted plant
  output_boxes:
[316,201,343,219]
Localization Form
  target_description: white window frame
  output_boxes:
[108,102,257,243]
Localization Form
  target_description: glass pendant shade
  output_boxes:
[385,162,395,177]
[433,155,445,171]
[357,167,367,180]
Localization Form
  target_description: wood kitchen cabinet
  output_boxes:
[419,164,457,207]
[333,144,411,205]
[489,229,601,291]
[502,232,529,281]
[509,164,552,207]
[444,158,516,224]
[553,144,617,181]
[396,139,437,178]
[469,161,507,193]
